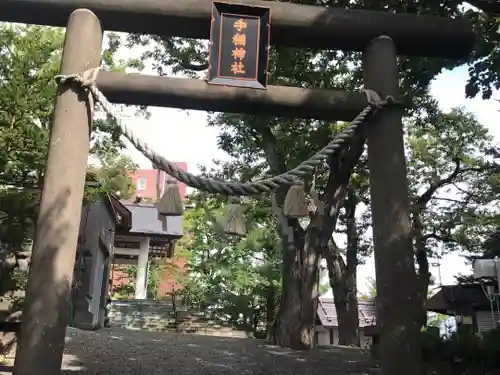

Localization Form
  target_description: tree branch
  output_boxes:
[251,119,288,177]
[249,118,304,235]
[414,157,461,209]
[415,158,499,211]
[270,193,294,246]
[322,239,347,285]
[318,129,366,244]
[179,59,209,71]
[451,182,483,201]
[309,178,325,217]
[431,196,468,204]
[344,188,358,273]
[422,231,454,243]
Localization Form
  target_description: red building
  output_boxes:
[131,162,188,201]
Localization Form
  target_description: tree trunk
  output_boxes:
[338,191,360,346]
[410,158,465,328]
[413,212,430,328]
[254,120,363,349]
[265,285,277,334]
[325,247,359,346]
[257,121,321,349]
[271,219,319,349]
[334,288,359,346]
[322,188,361,346]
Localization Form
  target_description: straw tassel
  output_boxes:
[223,196,246,236]
[283,182,309,218]
[157,179,184,216]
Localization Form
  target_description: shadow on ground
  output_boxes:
[2,327,376,375]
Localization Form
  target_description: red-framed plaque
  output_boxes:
[207,2,271,89]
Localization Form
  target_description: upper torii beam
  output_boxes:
[1,0,474,58]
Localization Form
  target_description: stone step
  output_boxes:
[108,300,245,337]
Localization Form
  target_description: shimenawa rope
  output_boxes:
[54,68,398,197]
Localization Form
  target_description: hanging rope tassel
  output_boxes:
[283,181,309,218]
[157,179,184,216]
[223,196,246,236]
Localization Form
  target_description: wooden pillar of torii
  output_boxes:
[11,9,102,375]
[0,1,474,375]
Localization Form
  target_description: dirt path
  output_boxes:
[1,328,377,375]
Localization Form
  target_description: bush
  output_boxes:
[421,326,500,375]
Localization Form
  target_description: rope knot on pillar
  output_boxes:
[55,67,101,120]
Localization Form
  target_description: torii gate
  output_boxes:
[0,1,473,375]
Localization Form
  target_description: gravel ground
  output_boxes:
[1,328,376,375]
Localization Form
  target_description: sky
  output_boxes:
[111,38,499,296]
